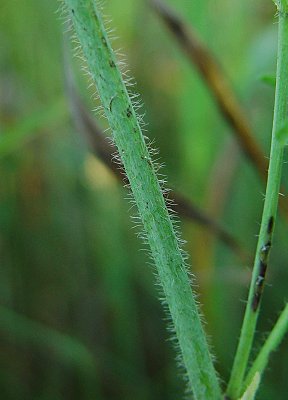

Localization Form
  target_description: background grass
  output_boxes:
[0,0,287,399]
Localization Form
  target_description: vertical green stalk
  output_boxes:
[62,1,222,399]
[226,6,288,399]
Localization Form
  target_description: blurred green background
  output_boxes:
[0,0,287,399]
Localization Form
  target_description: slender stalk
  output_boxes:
[243,303,288,395]
[66,78,249,262]
[63,1,222,398]
[226,8,288,399]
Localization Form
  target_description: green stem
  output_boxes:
[226,8,288,399]
[63,1,222,398]
[242,303,288,394]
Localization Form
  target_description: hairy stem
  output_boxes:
[63,0,222,398]
[226,8,288,399]
[243,303,288,394]
[66,78,249,262]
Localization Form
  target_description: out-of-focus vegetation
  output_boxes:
[0,0,287,399]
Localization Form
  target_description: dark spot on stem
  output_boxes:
[109,95,116,112]
[101,36,108,47]
[252,293,259,312]
[252,260,267,312]
[126,107,132,118]
[72,8,74,14]
[109,60,116,68]
[261,241,271,259]
[99,73,107,83]
[258,260,267,280]
[267,216,274,234]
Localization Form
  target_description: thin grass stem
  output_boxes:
[62,0,222,398]
[226,7,288,399]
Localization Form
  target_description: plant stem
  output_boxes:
[66,75,249,262]
[243,303,288,394]
[226,8,288,399]
[63,1,222,398]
